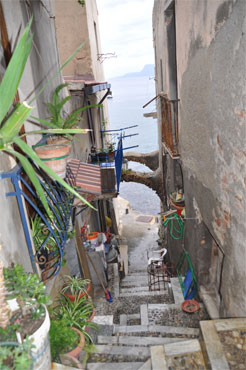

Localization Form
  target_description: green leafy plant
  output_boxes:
[0,19,97,218]
[3,264,51,317]
[32,83,99,136]
[0,339,34,370]
[106,142,115,153]
[49,320,79,361]
[31,214,57,253]
[51,294,96,343]
[61,275,90,296]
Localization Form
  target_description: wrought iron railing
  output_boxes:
[1,164,75,282]
[161,95,180,158]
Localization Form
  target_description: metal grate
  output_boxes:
[161,95,180,158]
[1,164,75,282]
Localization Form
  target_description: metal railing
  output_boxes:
[1,164,75,282]
[161,95,180,158]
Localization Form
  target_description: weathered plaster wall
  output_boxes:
[153,0,246,317]
[54,0,92,76]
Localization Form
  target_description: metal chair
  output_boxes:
[147,248,168,291]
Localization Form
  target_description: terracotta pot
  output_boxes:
[34,143,71,178]
[87,306,96,323]
[85,306,96,334]
[64,328,85,359]
[181,299,200,313]
[63,282,91,302]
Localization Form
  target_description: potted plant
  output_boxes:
[106,142,115,162]
[32,83,99,178]
[51,293,96,344]
[61,275,91,302]
[0,259,52,370]
[0,19,97,220]
[49,319,85,362]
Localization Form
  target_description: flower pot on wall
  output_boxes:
[34,143,71,178]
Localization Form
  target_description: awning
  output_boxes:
[68,160,102,195]
[67,159,117,197]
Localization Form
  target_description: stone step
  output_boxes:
[93,344,150,358]
[138,359,151,370]
[120,286,167,294]
[87,363,144,370]
[114,324,199,337]
[121,280,148,287]
[151,345,167,370]
[170,277,184,304]
[120,313,140,325]
[163,339,207,369]
[127,270,147,275]
[122,275,148,282]
[200,320,230,370]
[52,363,80,370]
[119,290,169,297]
[98,335,188,346]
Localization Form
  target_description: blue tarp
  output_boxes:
[115,135,123,192]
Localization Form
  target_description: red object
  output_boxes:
[81,222,86,235]
[181,299,200,313]
[64,282,91,302]
[104,232,113,243]
[177,209,182,216]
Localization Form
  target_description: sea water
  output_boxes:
[107,76,160,215]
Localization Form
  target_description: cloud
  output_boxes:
[97,0,154,78]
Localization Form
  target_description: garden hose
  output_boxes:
[163,213,184,240]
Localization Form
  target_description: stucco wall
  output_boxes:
[54,0,93,76]
[153,0,246,317]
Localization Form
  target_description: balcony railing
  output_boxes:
[161,95,180,158]
[1,164,75,282]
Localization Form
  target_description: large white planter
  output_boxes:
[29,305,51,370]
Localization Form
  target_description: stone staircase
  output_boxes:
[86,264,246,369]
[87,266,205,369]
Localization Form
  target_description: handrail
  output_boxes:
[1,164,75,282]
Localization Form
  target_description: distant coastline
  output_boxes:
[110,64,154,80]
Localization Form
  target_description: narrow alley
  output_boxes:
[86,201,245,370]
[0,1,245,370]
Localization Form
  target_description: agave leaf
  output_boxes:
[52,83,69,106]
[0,102,33,144]
[56,96,71,113]
[4,148,51,217]
[0,19,33,125]
[22,128,91,136]
[13,137,97,211]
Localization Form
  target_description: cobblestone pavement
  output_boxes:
[166,352,206,370]
[148,306,209,328]
[218,329,246,369]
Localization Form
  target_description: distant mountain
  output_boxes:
[114,64,155,79]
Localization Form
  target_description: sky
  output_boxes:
[97,0,155,79]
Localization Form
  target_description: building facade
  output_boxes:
[153,0,246,317]
[0,0,116,293]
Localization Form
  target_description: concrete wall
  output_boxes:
[153,0,246,317]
